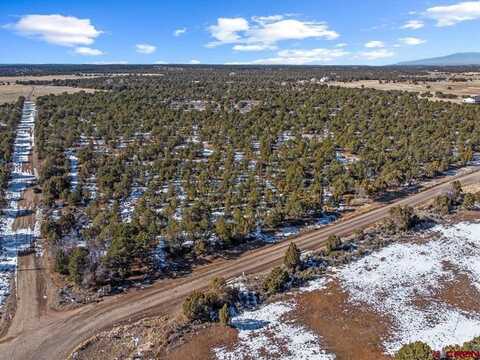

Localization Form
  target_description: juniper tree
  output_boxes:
[395,341,433,360]
[284,242,301,272]
[219,304,230,326]
[326,235,342,254]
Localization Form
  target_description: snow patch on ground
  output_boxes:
[214,301,334,360]
[0,101,39,306]
[65,149,79,191]
[254,214,336,243]
[338,221,480,354]
[120,185,146,222]
[216,275,333,359]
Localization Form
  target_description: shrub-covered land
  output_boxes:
[32,68,480,289]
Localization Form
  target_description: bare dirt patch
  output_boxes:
[294,279,392,360]
[165,324,238,360]
[331,79,480,104]
[70,315,237,360]
[436,273,480,314]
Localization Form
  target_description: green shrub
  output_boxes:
[263,266,289,295]
[433,195,453,215]
[395,341,434,360]
[219,303,230,326]
[182,291,210,321]
[183,277,237,322]
[326,235,342,253]
[389,206,417,231]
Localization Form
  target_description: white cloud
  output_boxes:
[207,15,339,49]
[359,49,395,60]
[207,17,250,46]
[365,40,385,48]
[335,43,348,48]
[401,20,424,29]
[233,44,276,51]
[190,59,201,64]
[74,47,104,56]
[399,37,426,45]
[5,14,101,47]
[251,15,285,25]
[136,43,156,54]
[174,28,187,37]
[249,48,349,65]
[155,60,168,64]
[426,1,480,26]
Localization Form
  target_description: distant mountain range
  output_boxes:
[397,52,480,66]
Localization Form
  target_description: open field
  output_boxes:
[0,84,96,104]
[331,79,480,103]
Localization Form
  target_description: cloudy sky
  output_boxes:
[1,0,479,65]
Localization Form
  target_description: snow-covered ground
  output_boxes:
[215,221,480,359]
[65,149,79,191]
[120,185,146,222]
[215,278,334,360]
[338,221,480,354]
[0,101,39,306]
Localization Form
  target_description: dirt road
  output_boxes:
[7,255,47,339]
[1,169,480,360]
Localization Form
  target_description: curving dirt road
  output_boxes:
[1,169,480,360]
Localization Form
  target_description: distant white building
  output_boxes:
[463,95,480,104]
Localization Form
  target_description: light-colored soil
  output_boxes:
[436,273,480,314]
[0,75,97,83]
[0,84,96,104]
[295,280,392,360]
[5,254,47,338]
[165,324,238,360]
[330,79,480,104]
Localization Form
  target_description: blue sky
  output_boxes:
[1,0,479,65]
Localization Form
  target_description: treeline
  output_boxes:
[12,64,480,85]
[0,97,24,206]
[33,72,480,288]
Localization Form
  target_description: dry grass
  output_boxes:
[0,75,97,83]
[330,79,480,104]
[0,84,96,104]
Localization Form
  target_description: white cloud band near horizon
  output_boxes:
[74,47,104,56]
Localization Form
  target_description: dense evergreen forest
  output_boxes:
[4,63,480,80]
[0,97,24,206]
[32,68,480,288]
